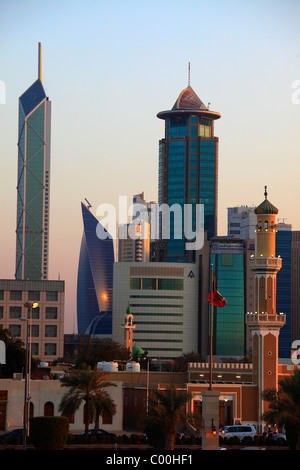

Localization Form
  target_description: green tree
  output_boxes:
[144,384,192,450]
[0,327,38,378]
[74,340,130,369]
[261,369,300,449]
[58,366,116,437]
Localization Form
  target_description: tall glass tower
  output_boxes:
[77,202,114,335]
[15,43,51,280]
[157,79,221,263]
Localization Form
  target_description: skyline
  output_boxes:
[0,0,299,334]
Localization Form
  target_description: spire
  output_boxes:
[38,42,43,83]
[188,62,190,86]
[264,185,268,199]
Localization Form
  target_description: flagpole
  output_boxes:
[209,264,213,391]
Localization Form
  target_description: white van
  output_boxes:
[219,425,258,441]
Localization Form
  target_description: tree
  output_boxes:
[74,340,130,369]
[144,384,192,450]
[261,369,300,449]
[58,366,116,437]
[0,327,38,378]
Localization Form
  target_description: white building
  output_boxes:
[112,262,199,360]
[227,206,256,240]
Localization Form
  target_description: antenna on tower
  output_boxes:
[85,198,92,209]
[188,62,191,86]
[38,42,43,83]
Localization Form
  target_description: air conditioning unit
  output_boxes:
[13,373,23,380]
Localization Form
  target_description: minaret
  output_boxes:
[246,187,285,432]
[123,305,136,355]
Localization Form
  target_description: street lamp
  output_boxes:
[20,301,38,450]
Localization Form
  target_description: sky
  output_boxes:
[0,0,299,334]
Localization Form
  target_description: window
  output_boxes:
[29,307,40,320]
[44,402,54,417]
[31,343,39,356]
[102,410,113,425]
[0,291,3,300]
[10,290,22,301]
[45,307,58,319]
[28,291,40,301]
[0,306,3,319]
[45,325,57,338]
[9,324,21,336]
[30,325,39,338]
[44,343,57,356]
[46,291,58,301]
[9,306,22,319]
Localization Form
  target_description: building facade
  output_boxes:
[157,83,221,263]
[15,43,51,281]
[291,231,300,342]
[77,202,114,336]
[112,262,199,359]
[0,279,64,361]
[227,206,256,239]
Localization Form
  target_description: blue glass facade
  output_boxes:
[276,228,292,358]
[210,242,245,356]
[77,203,114,334]
[15,78,51,280]
[157,86,220,262]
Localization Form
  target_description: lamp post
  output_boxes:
[20,301,38,450]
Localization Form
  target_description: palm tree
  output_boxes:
[261,369,300,449]
[144,384,192,450]
[58,367,116,437]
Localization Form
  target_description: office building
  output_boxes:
[157,79,221,263]
[276,222,292,358]
[210,238,247,357]
[15,43,51,280]
[0,279,64,361]
[118,220,150,263]
[112,262,199,359]
[291,231,300,342]
[77,202,114,336]
[227,206,256,239]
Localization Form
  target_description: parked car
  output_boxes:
[78,428,116,437]
[0,428,24,442]
[219,425,258,441]
[271,430,286,445]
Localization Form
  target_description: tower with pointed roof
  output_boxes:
[15,43,51,280]
[246,187,285,431]
[156,73,221,262]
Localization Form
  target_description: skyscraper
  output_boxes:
[157,75,221,263]
[15,43,51,280]
[77,202,114,335]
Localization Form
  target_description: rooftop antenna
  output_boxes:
[188,62,191,86]
[85,198,92,209]
[38,42,43,83]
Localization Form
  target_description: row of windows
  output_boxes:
[130,278,184,291]
[0,306,58,319]
[0,335,57,356]
[25,401,113,424]
[4,324,58,338]
[0,290,59,301]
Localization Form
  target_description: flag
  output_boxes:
[207,268,226,308]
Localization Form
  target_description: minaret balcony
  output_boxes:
[249,256,282,272]
[245,312,286,326]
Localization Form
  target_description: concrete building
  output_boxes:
[0,279,64,362]
[291,231,300,342]
[112,262,199,360]
[227,206,256,240]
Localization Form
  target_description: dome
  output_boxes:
[254,187,278,215]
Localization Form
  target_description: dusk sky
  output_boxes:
[0,0,299,333]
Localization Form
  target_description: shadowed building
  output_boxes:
[77,202,114,336]
[15,43,51,280]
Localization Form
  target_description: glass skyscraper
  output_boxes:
[157,83,221,262]
[77,202,114,335]
[15,43,51,280]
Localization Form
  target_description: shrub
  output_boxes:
[29,416,69,450]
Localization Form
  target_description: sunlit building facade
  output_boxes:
[15,43,51,280]
[77,202,114,336]
[157,83,221,263]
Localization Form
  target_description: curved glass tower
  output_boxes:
[77,202,114,335]
[157,83,221,262]
[15,43,51,280]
